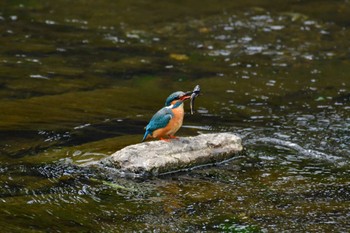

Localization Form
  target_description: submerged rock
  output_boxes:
[93,133,243,177]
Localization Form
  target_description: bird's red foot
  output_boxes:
[159,137,171,142]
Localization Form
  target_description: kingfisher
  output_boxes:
[142,91,192,142]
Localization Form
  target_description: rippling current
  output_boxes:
[0,1,349,232]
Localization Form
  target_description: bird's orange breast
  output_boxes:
[152,104,184,139]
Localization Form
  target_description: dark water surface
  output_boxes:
[0,0,349,232]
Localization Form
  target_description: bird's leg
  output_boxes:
[168,135,178,139]
[159,137,171,142]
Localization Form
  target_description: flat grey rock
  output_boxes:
[97,133,243,176]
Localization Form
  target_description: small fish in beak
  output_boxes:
[190,85,200,114]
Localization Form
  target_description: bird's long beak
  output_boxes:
[184,90,193,96]
[180,91,193,101]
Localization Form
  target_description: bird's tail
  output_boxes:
[142,131,151,142]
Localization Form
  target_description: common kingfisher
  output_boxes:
[142,91,192,142]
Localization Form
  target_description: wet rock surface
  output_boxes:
[95,133,242,176]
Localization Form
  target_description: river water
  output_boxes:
[0,0,349,232]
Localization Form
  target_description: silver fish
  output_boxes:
[190,85,200,114]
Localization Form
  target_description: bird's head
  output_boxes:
[165,91,192,107]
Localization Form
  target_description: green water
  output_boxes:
[0,0,349,232]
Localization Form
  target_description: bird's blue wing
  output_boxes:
[145,107,173,133]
